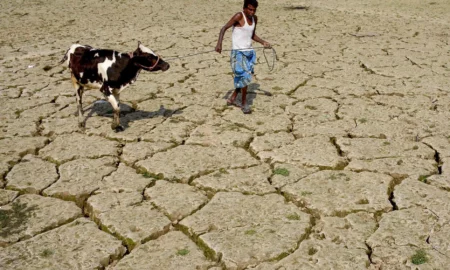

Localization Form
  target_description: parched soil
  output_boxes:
[1,0,450,269]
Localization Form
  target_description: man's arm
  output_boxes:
[216,13,242,54]
[252,16,271,48]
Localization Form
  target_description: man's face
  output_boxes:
[244,4,256,18]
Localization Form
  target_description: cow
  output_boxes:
[60,41,170,131]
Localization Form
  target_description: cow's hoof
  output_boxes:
[113,125,125,132]
[78,122,85,128]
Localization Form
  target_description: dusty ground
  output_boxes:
[1,0,450,269]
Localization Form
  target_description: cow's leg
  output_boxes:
[112,89,124,131]
[108,94,123,132]
[72,74,85,128]
[101,85,123,132]
[112,89,120,112]
[76,86,85,127]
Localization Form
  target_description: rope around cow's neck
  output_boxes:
[164,46,278,72]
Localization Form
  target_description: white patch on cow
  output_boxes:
[78,72,103,89]
[97,52,115,81]
[138,44,156,56]
[107,94,119,111]
[94,53,99,58]
[65,44,87,66]
[83,81,103,89]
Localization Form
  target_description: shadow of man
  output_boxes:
[223,82,272,108]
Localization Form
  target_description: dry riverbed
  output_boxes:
[1,0,450,269]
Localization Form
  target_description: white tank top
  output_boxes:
[232,12,255,51]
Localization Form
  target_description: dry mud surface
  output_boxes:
[1,0,450,269]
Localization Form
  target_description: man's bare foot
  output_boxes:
[227,99,238,106]
[241,105,252,114]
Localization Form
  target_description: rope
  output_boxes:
[164,46,278,72]
[261,47,277,72]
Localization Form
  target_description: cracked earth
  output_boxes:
[1,0,450,269]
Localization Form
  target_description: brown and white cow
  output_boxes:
[61,41,169,131]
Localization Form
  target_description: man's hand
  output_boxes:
[215,44,222,54]
[262,41,271,49]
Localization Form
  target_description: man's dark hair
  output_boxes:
[244,0,258,8]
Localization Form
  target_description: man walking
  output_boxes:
[215,0,271,114]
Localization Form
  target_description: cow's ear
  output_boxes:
[136,41,142,53]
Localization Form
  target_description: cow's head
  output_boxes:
[133,41,170,72]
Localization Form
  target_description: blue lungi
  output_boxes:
[230,49,256,89]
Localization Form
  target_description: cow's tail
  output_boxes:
[59,47,72,67]
[42,46,72,72]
